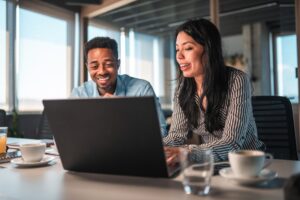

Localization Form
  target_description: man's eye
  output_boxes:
[104,62,114,67]
[89,64,98,69]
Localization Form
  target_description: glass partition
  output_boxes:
[0,0,7,110]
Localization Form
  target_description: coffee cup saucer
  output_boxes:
[11,155,56,167]
[219,167,278,185]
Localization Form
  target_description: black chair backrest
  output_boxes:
[36,111,52,139]
[252,96,298,160]
[162,109,172,132]
[0,109,7,126]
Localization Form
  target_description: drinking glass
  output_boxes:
[179,148,214,195]
[0,127,8,154]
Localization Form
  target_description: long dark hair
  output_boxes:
[175,18,228,133]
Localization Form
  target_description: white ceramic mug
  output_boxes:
[20,143,46,162]
[228,150,273,178]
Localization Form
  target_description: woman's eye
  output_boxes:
[185,47,193,51]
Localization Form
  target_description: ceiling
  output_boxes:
[43,0,102,12]
[93,0,295,36]
[45,0,296,37]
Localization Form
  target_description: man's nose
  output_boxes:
[96,64,106,74]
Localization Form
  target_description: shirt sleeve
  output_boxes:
[163,92,189,146]
[70,88,80,98]
[142,83,168,137]
[193,72,252,162]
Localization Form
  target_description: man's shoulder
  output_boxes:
[118,74,154,95]
[72,80,96,97]
[119,74,151,87]
[73,80,95,90]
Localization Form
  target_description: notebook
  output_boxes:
[43,97,179,178]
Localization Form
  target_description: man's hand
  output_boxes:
[103,93,115,97]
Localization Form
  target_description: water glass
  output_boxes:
[179,148,214,196]
[0,127,8,154]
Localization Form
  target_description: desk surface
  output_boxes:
[0,139,299,200]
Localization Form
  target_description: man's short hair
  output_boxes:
[84,37,118,63]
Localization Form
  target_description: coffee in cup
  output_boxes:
[20,143,46,162]
[228,150,273,178]
[0,127,8,154]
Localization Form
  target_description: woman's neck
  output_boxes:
[194,75,204,96]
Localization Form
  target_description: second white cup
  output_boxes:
[229,150,273,178]
[20,143,46,162]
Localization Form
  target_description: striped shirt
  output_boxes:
[163,67,265,162]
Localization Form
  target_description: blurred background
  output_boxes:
[0,0,299,148]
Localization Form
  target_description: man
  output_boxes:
[71,37,167,137]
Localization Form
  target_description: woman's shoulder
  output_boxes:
[226,66,247,76]
[226,66,250,83]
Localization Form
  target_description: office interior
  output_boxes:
[0,0,300,152]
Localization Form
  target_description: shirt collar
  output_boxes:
[93,75,125,97]
[114,75,126,96]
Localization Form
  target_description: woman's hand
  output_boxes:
[164,146,181,166]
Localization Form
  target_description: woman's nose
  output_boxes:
[176,50,184,60]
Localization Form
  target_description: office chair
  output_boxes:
[162,109,172,132]
[36,110,53,139]
[0,109,7,126]
[252,96,298,160]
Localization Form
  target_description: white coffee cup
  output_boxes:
[228,150,273,178]
[20,143,46,162]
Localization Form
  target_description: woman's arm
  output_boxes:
[163,94,189,146]
[192,71,253,161]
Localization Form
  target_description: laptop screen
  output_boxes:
[43,97,172,178]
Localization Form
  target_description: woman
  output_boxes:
[163,19,265,162]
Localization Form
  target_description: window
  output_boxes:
[0,0,7,110]
[87,20,121,81]
[87,20,166,97]
[128,32,165,96]
[275,34,298,103]
[17,2,74,111]
[119,29,166,97]
[88,23,120,43]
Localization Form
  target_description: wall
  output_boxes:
[222,34,243,55]
[243,22,272,96]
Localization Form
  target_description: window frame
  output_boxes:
[14,0,76,113]
[272,31,298,102]
[0,0,8,110]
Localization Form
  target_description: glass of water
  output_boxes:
[179,148,214,195]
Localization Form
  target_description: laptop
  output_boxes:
[43,97,179,178]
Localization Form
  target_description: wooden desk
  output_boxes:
[0,139,299,200]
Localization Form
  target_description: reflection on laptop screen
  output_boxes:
[43,97,177,178]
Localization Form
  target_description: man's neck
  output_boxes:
[97,84,117,97]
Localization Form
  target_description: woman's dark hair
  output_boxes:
[84,37,118,63]
[175,18,228,133]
